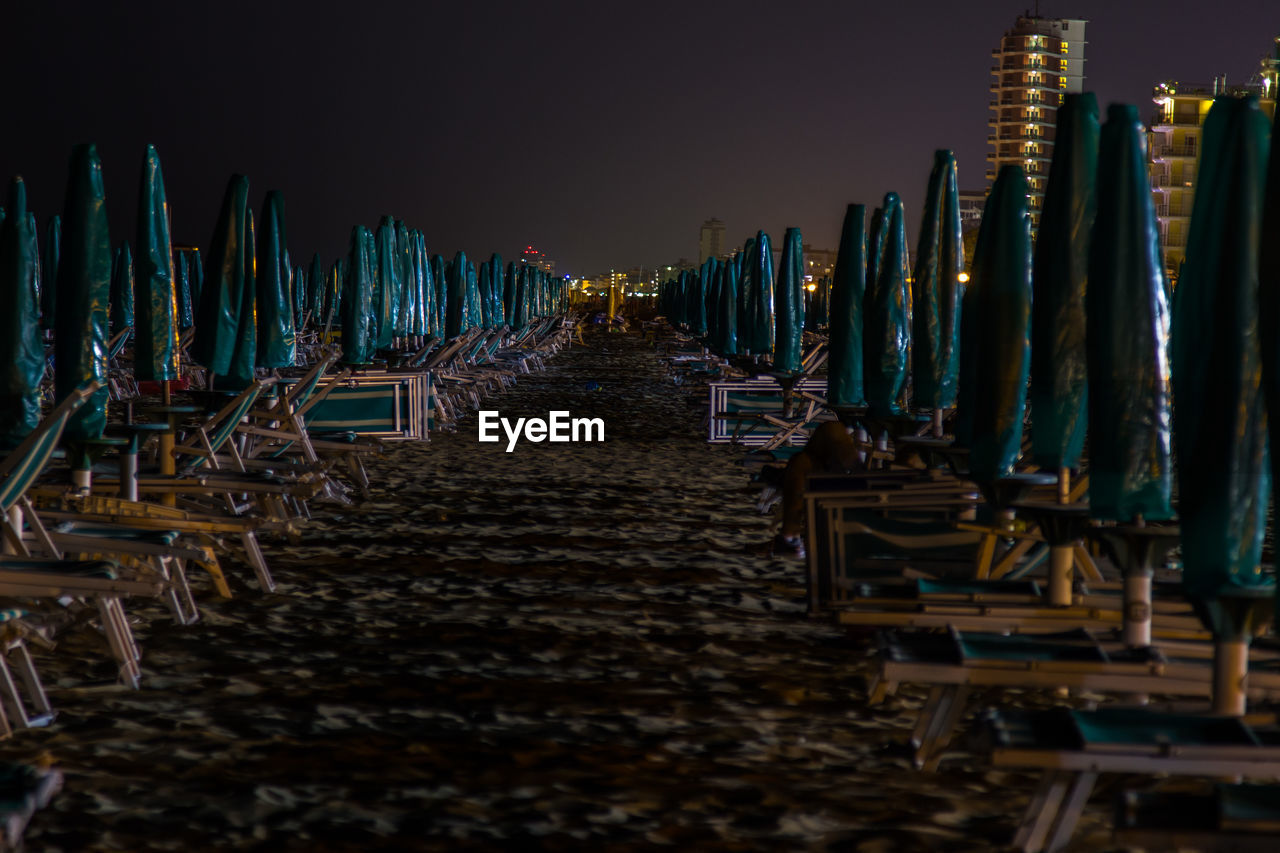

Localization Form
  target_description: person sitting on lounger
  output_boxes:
[774,421,864,557]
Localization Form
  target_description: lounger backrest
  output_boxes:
[292,368,353,421]
[0,383,95,510]
[107,328,132,361]
[173,381,265,470]
[284,350,340,410]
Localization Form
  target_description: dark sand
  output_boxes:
[16,328,1118,851]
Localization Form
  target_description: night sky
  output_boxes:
[2,1,1275,277]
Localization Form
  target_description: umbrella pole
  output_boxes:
[931,408,943,438]
[1045,468,1075,606]
[159,380,176,507]
[1213,639,1249,716]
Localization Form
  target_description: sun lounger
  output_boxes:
[979,706,1280,852]
[873,626,1280,771]
[1114,783,1280,852]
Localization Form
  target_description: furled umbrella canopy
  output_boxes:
[503,261,517,327]
[431,254,446,334]
[1087,104,1173,521]
[687,264,708,336]
[188,247,204,310]
[865,193,911,417]
[512,263,529,331]
[477,259,494,330]
[109,241,134,336]
[340,225,375,363]
[392,221,411,337]
[716,254,738,357]
[25,213,39,326]
[911,151,964,411]
[225,208,258,385]
[706,259,723,345]
[487,254,504,328]
[465,260,480,331]
[862,207,885,392]
[445,250,466,338]
[954,166,1032,482]
[193,175,250,378]
[40,215,60,330]
[0,178,45,449]
[774,227,805,375]
[743,231,774,356]
[396,221,416,337]
[255,190,296,368]
[174,249,194,331]
[308,253,324,325]
[373,217,398,349]
[325,259,343,332]
[133,144,179,381]
[828,204,868,408]
[54,144,112,442]
[1172,96,1272,622]
[404,231,424,337]
[193,175,256,387]
[292,263,306,327]
[1262,94,1280,619]
[419,235,435,337]
[1032,94,1099,472]
[736,236,755,346]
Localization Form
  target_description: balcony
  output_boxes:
[1152,143,1197,159]
[992,79,1059,93]
[1000,42,1058,57]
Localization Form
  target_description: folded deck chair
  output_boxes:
[873,626,1280,772]
[1114,783,1280,852]
[980,706,1280,853]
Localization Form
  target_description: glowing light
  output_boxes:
[958,272,970,284]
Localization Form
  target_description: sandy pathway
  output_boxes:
[17,328,1116,851]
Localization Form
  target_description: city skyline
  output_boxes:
[1,1,1275,278]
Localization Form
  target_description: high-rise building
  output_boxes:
[988,14,1087,227]
[699,218,726,262]
[1149,37,1279,280]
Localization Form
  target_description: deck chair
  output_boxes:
[871,626,1280,772]
[708,378,831,446]
[121,379,328,523]
[803,473,1115,613]
[235,350,375,496]
[0,384,166,688]
[979,706,1280,853]
[239,350,343,465]
[1114,783,1280,852]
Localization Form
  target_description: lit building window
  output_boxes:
[1061,41,1069,53]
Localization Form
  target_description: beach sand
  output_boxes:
[15,327,1120,851]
